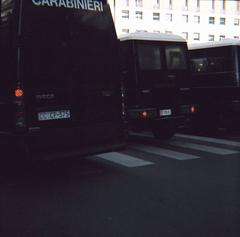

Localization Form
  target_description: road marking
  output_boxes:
[96,152,154,168]
[175,133,240,148]
[130,132,152,138]
[130,145,200,160]
[168,141,239,155]
[132,132,240,150]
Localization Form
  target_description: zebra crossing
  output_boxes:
[93,133,240,168]
[97,152,154,167]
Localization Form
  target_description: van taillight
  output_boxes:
[191,105,196,113]
[14,86,26,129]
[142,111,148,118]
[15,88,24,98]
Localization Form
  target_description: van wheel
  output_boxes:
[152,128,175,140]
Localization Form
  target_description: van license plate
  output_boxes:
[160,109,172,116]
[38,110,70,121]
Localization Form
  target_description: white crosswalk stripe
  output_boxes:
[166,141,239,155]
[94,133,240,168]
[175,133,240,148]
[96,152,154,167]
[130,145,200,160]
[130,132,152,138]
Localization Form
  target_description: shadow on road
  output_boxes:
[0,155,117,188]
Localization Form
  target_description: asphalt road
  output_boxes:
[0,130,240,237]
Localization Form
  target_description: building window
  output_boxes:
[122,0,129,7]
[234,18,240,26]
[165,13,173,22]
[194,15,200,24]
[220,17,225,25]
[136,29,147,32]
[122,10,129,19]
[182,32,188,40]
[208,35,215,41]
[212,0,215,10]
[122,29,129,34]
[153,0,160,9]
[182,14,188,23]
[165,30,172,34]
[184,0,188,10]
[153,13,160,21]
[135,0,143,7]
[219,35,225,40]
[193,33,200,41]
[135,11,143,20]
[234,36,239,39]
[196,0,200,10]
[222,0,226,11]
[153,30,160,33]
[209,17,215,24]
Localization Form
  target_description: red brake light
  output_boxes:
[142,111,148,118]
[191,105,196,113]
[15,88,24,98]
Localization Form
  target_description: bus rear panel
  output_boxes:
[189,40,240,130]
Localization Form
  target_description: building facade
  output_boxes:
[108,0,240,43]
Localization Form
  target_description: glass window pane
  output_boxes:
[190,58,208,73]
[137,44,162,70]
[165,45,187,70]
[206,47,233,72]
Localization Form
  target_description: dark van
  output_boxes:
[189,39,240,130]
[0,0,125,159]
[119,32,195,139]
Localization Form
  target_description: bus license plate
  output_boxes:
[38,110,71,121]
[160,109,172,116]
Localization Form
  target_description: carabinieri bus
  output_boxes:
[189,39,240,131]
[119,32,195,139]
[0,0,125,159]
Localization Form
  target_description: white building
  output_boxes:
[108,0,240,43]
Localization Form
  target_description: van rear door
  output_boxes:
[136,41,188,108]
[19,1,122,132]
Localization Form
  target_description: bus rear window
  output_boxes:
[190,47,233,74]
[137,43,162,70]
[191,58,208,73]
[207,57,229,72]
[165,45,187,70]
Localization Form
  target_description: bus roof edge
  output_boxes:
[119,32,186,43]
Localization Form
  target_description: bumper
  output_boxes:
[128,115,185,131]
[186,101,240,129]
[0,123,126,160]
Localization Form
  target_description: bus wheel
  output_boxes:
[152,128,175,140]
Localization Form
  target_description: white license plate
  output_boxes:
[160,109,172,116]
[38,110,71,121]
